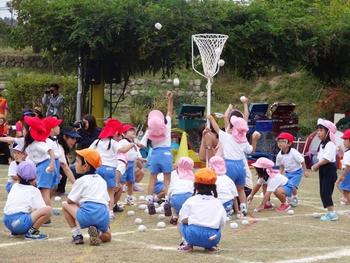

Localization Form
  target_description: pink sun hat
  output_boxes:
[317,118,337,144]
[147,110,167,142]
[177,157,194,180]
[251,157,278,177]
[209,156,226,175]
[230,116,248,143]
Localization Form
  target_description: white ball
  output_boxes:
[158,214,165,220]
[138,225,147,232]
[138,204,147,210]
[218,59,225,67]
[230,222,239,229]
[312,212,321,218]
[144,208,149,214]
[155,207,162,214]
[139,196,145,201]
[173,78,180,87]
[241,220,249,225]
[54,196,61,202]
[287,209,294,215]
[240,96,247,103]
[134,218,143,225]
[157,221,166,228]
[127,210,135,216]
[155,22,162,30]
[154,202,160,208]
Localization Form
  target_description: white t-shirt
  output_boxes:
[89,139,119,168]
[7,161,17,183]
[179,194,227,229]
[258,173,288,192]
[4,184,46,215]
[342,150,350,169]
[25,141,52,165]
[140,116,171,148]
[276,148,304,172]
[58,144,68,165]
[317,141,337,163]
[168,170,194,197]
[118,138,141,162]
[46,138,62,159]
[216,174,238,203]
[218,130,252,160]
[68,174,109,206]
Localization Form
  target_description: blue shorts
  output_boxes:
[170,193,192,214]
[3,212,33,235]
[154,181,165,195]
[285,168,303,189]
[76,202,109,232]
[36,159,60,189]
[282,181,293,197]
[120,161,135,184]
[149,147,173,174]
[223,200,233,213]
[6,181,13,193]
[96,165,116,188]
[179,224,221,248]
[340,171,350,192]
[225,159,246,187]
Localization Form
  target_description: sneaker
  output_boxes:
[133,184,144,192]
[163,201,172,217]
[126,196,135,206]
[147,202,156,215]
[276,203,291,212]
[288,197,298,207]
[25,231,48,240]
[178,244,193,253]
[205,246,220,254]
[240,203,247,216]
[169,217,178,225]
[264,203,274,210]
[320,212,339,222]
[72,234,84,245]
[88,226,101,246]
[113,204,124,213]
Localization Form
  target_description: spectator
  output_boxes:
[0,114,10,164]
[42,83,64,118]
[76,114,101,150]
[15,108,35,137]
[0,83,8,118]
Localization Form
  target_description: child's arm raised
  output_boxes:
[207,115,221,135]
[251,131,261,153]
[224,104,233,131]
[166,91,173,117]
[242,97,249,122]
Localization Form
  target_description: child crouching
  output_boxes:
[3,161,51,240]
[62,149,111,246]
[178,168,226,253]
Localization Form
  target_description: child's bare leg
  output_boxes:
[274,187,287,204]
[344,191,350,204]
[163,173,171,196]
[127,182,133,196]
[62,201,80,227]
[107,188,115,211]
[262,184,272,205]
[157,190,166,200]
[114,185,123,204]
[147,175,157,196]
[40,188,52,206]
[31,206,52,229]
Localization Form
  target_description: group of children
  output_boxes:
[2,90,350,252]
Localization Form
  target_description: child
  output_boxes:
[249,157,293,212]
[311,118,338,221]
[209,156,239,217]
[62,148,111,246]
[276,132,306,207]
[207,114,259,215]
[178,168,226,253]
[89,118,122,219]
[337,129,350,204]
[118,124,143,206]
[140,91,173,215]
[6,143,26,193]
[23,116,56,207]
[168,157,195,225]
[3,161,52,239]
[154,173,166,201]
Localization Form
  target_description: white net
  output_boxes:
[192,34,229,79]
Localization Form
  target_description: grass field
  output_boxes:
[1,165,350,263]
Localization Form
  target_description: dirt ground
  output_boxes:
[1,165,350,263]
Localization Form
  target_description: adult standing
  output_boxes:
[0,83,8,118]
[42,83,64,119]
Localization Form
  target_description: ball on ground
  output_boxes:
[313,212,321,218]
[287,209,294,215]
[139,196,145,201]
[138,204,147,210]
[241,219,249,225]
[127,210,135,216]
[134,218,143,225]
[54,196,61,202]
[158,214,165,220]
[157,222,166,228]
[138,225,147,232]
[230,222,239,229]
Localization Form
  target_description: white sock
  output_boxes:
[146,195,153,203]
[71,226,81,236]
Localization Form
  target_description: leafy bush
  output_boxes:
[5,73,77,124]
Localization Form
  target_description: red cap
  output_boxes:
[99,118,122,139]
[277,132,294,143]
[43,116,62,129]
[122,124,135,134]
[341,129,350,140]
[24,116,50,142]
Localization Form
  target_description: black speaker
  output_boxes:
[103,59,122,84]
[85,59,102,85]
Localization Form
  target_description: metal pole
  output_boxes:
[76,56,82,121]
[109,83,112,118]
